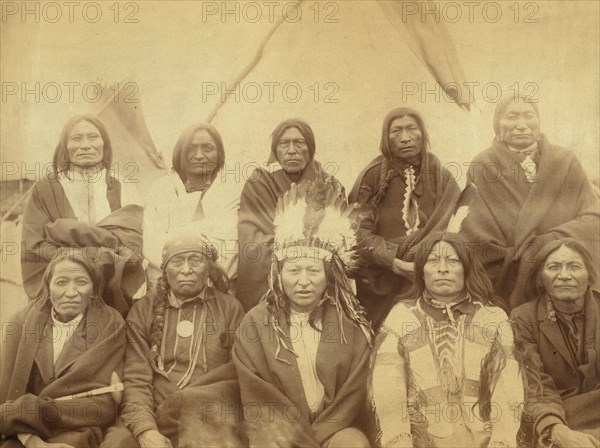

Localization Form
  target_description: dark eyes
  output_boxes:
[170,257,204,267]
[546,264,582,270]
[69,133,100,141]
[390,126,418,133]
[285,269,321,274]
[187,145,216,152]
[54,279,89,286]
[426,257,460,264]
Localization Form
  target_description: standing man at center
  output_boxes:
[237,118,343,311]
[350,107,460,329]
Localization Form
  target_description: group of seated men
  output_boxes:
[1,94,599,447]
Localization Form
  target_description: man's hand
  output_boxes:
[137,429,173,448]
[551,424,600,448]
[392,259,415,281]
[24,435,74,448]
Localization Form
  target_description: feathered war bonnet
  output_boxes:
[266,178,372,363]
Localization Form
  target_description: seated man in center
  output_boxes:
[233,180,373,447]
[237,118,343,312]
[102,234,244,448]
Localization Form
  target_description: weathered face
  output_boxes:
[184,129,219,177]
[275,127,310,175]
[423,241,465,302]
[49,260,94,322]
[66,120,104,167]
[498,102,540,149]
[165,251,210,299]
[542,245,589,313]
[281,257,327,313]
[388,116,423,160]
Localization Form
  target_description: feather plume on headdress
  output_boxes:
[445,184,478,233]
[273,178,359,270]
[266,179,372,363]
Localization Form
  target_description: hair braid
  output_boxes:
[373,159,397,206]
[207,260,230,293]
[476,334,507,421]
[149,274,170,367]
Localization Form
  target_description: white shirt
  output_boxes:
[58,168,140,225]
[51,310,84,364]
[143,169,240,277]
[289,311,324,416]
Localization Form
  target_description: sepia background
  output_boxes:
[1,0,599,319]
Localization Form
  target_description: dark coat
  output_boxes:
[511,291,600,439]
[349,152,461,329]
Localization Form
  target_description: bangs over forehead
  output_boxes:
[41,250,104,300]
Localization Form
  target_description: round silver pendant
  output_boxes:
[177,320,194,338]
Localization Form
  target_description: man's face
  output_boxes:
[423,241,465,302]
[166,251,209,299]
[275,127,310,175]
[542,245,589,314]
[281,257,327,313]
[498,102,540,149]
[388,116,423,161]
[50,260,94,322]
[184,130,219,177]
[66,120,104,168]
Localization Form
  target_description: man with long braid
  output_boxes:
[102,234,244,448]
[349,107,461,330]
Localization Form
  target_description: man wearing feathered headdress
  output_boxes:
[233,179,373,447]
[237,118,344,312]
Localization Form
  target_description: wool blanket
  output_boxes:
[0,298,126,447]
[463,135,600,310]
[21,177,145,316]
[232,301,371,446]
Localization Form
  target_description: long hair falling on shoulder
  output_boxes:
[264,256,372,364]
[372,107,431,206]
[265,179,373,363]
[400,230,504,309]
[525,238,599,299]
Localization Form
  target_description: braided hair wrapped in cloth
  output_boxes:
[232,179,374,448]
[369,221,525,448]
[102,233,245,448]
